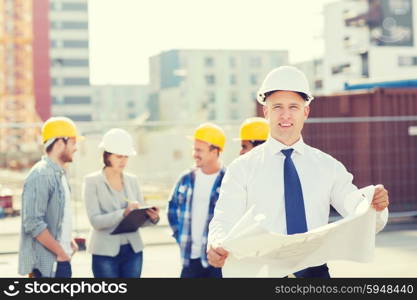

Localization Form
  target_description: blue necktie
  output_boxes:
[282,149,329,278]
[281,149,307,235]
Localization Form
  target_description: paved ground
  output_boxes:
[1,225,417,278]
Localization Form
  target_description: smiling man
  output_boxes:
[167,123,226,278]
[207,66,390,278]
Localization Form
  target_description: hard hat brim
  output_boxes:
[42,135,85,144]
[98,143,137,156]
[257,89,314,105]
[186,136,224,151]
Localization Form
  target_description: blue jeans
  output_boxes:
[180,258,222,278]
[92,244,143,278]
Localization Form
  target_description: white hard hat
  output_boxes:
[257,66,314,105]
[98,128,137,156]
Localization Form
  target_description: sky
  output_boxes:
[88,0,338,85]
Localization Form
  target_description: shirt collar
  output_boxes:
[43,155,65,174]
[265,134,306,157]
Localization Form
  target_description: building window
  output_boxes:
[51,78,59,86]
[250,74,258,85]
[62,2,87,11]
[52,59,89,67]
[66,114,92,122]
[63,40,89,48]
[63,96,91,105]
[128,113,137,119]
[208,110,216,120]
[63,77,89,86]
[229,57,236,68]
[360,52,369,77]
[51,21,59,29]
[230,74,237,85]
[230,91,238,103]
[207,91,216,103]
[331,63,350,75]
[61,21,88,30]
[52,96,63,104]
[399,56,417,66]
[314,80,323,90]
[205,57,214,67]
[127,101,135,108]
[249,56,262,68]
[205,75,216,85]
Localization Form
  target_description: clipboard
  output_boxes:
[111,206,156,235]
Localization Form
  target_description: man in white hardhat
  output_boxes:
[207,66,390,278]
[83,128,159,278]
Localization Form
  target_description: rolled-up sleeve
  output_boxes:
[22,175,49,238]
[330,160,388,233]
[83,177,124,230]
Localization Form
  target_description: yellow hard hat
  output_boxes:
[238,117,270,141]
[41,117,84,143]
[192,123,226,151]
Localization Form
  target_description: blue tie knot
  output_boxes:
[281,148,294,158]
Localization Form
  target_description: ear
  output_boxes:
[263,105,269,120]
[304,104,310,120]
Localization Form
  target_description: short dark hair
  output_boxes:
[250,140,266,148]
[103,151,113,167]
[264,90,308,102]
[45,138,68,153]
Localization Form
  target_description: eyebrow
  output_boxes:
[272,102,302,106]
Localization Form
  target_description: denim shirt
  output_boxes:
[18,156,67,277]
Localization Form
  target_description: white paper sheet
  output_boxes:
[220,185,377,277]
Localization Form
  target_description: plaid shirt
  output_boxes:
[18,156,67,277]
[167,167,226,268]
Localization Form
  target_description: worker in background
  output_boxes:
[237,117,269,155]
[167,123,226,278]
[207,66,389,278]
[18,117,82,278]
[83,128,159,278]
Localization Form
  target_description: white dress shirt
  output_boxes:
[208,135,388,246]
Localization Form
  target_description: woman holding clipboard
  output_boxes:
[83,128,160,278]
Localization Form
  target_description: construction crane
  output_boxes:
[0,0,41,169]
